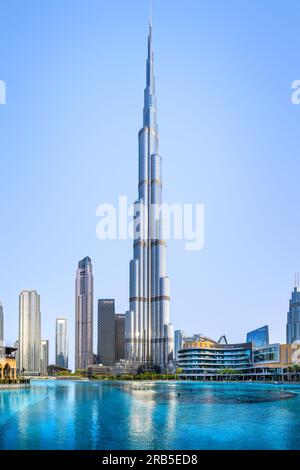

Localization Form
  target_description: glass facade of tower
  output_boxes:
[75,257,93,370]
[56,318,68,368]
[19,290,41,375]
[126,21,173,369]
[115,314,125,362]
[98,299,115,366]
[40,339,49,375]
[287,286,300,344]
[246,325,269,348]
[174,330,185,361]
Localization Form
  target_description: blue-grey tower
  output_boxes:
[287,274,300,343]
[126,15,173,369]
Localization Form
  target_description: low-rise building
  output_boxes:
[0,347,17,382]
[179,336,252,379]
[179,336,300,380]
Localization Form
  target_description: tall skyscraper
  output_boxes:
[246,325,269,348]
[56,318,68,368]
[19,290,41,374]
[40,339,49,375]
[97,299,115,366]
[75,257,93,370]
[126,17,173,369]
[115,314,125,362]
[0,302,4,347]
[174,330,185,361]
[287,276,300,343]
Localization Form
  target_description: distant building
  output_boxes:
[40,340,49,375]
[56,318,68,369]
[0,302,4,347]
[174,330,185,361]
[19,290,41,375]
[75,257,93,370]
[14,340,19,371]
[115,314,125,362]
[93,353,100,364]
[47,364,71,376]
[97,299,115,366]
[287,279,300,344]
[246,325,269,348]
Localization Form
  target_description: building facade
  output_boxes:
[40,339,49,375]
[115,314,125,362]
[56,318,68,368]
[75,257,93,370]
[174,330,185,361]
[287,282,300,344]
[246,325,269,348]
[98,299,115,366]
[0,302,3,347]
[0,347,17,381]
[14,340,19,372]
[19,290,41,375]
[126,19,173,369]
[179,336,253,378]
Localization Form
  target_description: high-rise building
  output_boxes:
[287,278,300,344]
[0,302,4,347]
[14,340,19,371]
[174,330,185,361]
[56,318,68,368]
[75,257,93,370]
[246,325,269,348]
[126,17,173,369]
[97,299,115,366]
[19,290,41,375]
[40,339,49,375]
[115,314,125,362]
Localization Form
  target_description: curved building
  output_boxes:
[179,337,252,378]
[126,18,173,369]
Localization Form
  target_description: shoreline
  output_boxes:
[0,383,30,390]
[28,377,300,386]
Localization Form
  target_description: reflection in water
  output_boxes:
[127,385,156,449]
[1,381,300,450]
[115,381,296,404]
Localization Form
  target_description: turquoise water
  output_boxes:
[1,380,300,450]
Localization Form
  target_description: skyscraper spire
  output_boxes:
[149,0,152,28]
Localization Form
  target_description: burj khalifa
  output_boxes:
[125,17,174,370]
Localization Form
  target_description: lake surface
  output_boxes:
[1,380,300,450]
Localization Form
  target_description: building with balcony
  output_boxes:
[178,336,252,378]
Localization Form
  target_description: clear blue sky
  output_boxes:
[1,0,300,370]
